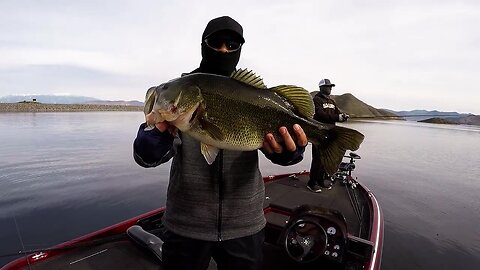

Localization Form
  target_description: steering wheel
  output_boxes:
[284,219,328,263]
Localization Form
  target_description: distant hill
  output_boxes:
[308,92,479,126]
[383,109,478,126]
[446,115,480,126]
[0,95,143,106]
[418,118,458,125]
[418,116,480,126]
[383,109,471,121]
[310,91,400,119]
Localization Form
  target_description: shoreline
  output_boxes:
[0,103,143,112]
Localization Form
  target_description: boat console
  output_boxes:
[262,203,350,268]
[283,205,348,264]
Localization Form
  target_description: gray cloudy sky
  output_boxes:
[1,0,479,114]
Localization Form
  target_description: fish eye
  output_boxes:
[157,83,169,90]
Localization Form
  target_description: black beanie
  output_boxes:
[202,16,245,43]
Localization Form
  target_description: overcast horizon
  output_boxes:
[1,0,479,114]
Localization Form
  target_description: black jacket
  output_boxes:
[313,93,341,124]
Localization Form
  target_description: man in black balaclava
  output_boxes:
[133,16,307,270]
[197,16,245,76]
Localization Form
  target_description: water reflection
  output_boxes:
[383,219,480,270]
[0,113,479,269]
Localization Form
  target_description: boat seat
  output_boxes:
[126,225,220,270]
[127,225,163,262]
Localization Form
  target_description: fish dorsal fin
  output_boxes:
[270,85,315,118]
[230,69,267,89]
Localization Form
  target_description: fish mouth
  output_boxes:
[157,88,195,121]
[167,102,200,130]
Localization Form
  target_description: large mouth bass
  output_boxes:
[144,69,364,175]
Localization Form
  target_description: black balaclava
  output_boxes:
[199,16,245,76]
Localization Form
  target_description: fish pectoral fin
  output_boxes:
[199,118,224,141]
[201,143,220,165]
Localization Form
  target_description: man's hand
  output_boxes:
[339,113,350,122]
[145,112,178,135]
[262,124,308,155]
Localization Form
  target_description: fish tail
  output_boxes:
[313,126,364,175]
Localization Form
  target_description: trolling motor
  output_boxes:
[334,152,361,187]
[339,152,361,175]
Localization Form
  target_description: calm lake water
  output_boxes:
[0,112,479,269]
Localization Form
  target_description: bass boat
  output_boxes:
[2,152,383,270]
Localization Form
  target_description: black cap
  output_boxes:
[202,16,245,43]
[318,78,335,87]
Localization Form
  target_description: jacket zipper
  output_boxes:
[217,150,224,241]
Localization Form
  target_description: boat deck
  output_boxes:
[11,173,374,270]
[264,173,371,239]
